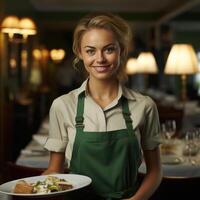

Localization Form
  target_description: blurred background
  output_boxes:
[1,0,200,183]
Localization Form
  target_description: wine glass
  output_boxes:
[193,128,200,148]
[160,123,167,140]
[184,130,198,165]
[164,120,176,140]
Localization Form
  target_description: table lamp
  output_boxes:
[126,52,158,75]
[126,58,138,75]
[136,52,158,74]
[164,44,198,102]
[128,52,158,90]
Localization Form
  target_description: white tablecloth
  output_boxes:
[16,136,200,178]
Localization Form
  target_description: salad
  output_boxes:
[14,176,73,194]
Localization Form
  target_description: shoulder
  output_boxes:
[124,87,156,108]
[51,88,79,112]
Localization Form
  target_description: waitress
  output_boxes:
[43,13,162,200]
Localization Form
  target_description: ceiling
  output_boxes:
[3,0,200,31]
[2,0,200,50]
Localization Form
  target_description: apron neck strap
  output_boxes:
[121,96,134,131]
[75,92,85,130]
[75,93,133,131]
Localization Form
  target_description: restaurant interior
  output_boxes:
[1,0,200,199]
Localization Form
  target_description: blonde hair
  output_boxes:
[72,13,132,81]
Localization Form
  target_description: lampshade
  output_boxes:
[164,44,198,102]
[126,58,138,74]
[1,15,37,38]
[1,15,20,36]
[137,52,158,74]
[164,44,198,75]
[19,18,37,36]
[1,15,19,29]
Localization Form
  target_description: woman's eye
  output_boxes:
[105,47,115,54]
[86,49,95,55]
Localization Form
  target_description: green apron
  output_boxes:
[67,93,141,200]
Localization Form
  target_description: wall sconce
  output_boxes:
[50,49,66,63]
[164,44,198,102]
[1,15,37,41]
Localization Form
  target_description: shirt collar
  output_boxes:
[121,84,136,101]
[76,78,136,101]
[76,78,89,97]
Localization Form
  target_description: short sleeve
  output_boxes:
[44,99,68,152]
[141,97,161,150]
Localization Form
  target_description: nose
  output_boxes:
[96,51,106,63]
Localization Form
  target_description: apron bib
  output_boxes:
[68,93,141,200]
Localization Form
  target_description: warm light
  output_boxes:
[137,52,158,74]
[41,49,49,61]
[1,15,20,37]
[21,50,28,68]
[18,18,37,37]
[126,58,138,74]
[164,44,198,102]
[50,49,65,63]
[1,15,19,29]
[1,15,37,39]
[164,44,198,75]
[9,58,17,69]
[32,48,49,62]
[32,49,42,60]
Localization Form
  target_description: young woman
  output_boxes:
[43,13,162,200]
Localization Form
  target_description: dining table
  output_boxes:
[1,108,200,200]
[15,123,200,178]
[15,99,200,175]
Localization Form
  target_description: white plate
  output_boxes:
[162,155,183,165]
[0,174,92,197]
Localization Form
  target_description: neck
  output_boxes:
[88,78,119,100]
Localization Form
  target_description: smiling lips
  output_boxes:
[94,65,111,73]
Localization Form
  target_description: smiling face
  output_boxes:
[78,28,121,81]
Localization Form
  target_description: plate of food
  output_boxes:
[161,155,183,165]
[0,174,92,197]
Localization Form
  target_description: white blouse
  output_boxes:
[44,79,161,167]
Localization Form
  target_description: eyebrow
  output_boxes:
[84,46,95,49]
[84,43,116,49]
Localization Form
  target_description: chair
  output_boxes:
[138,173,200,200]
